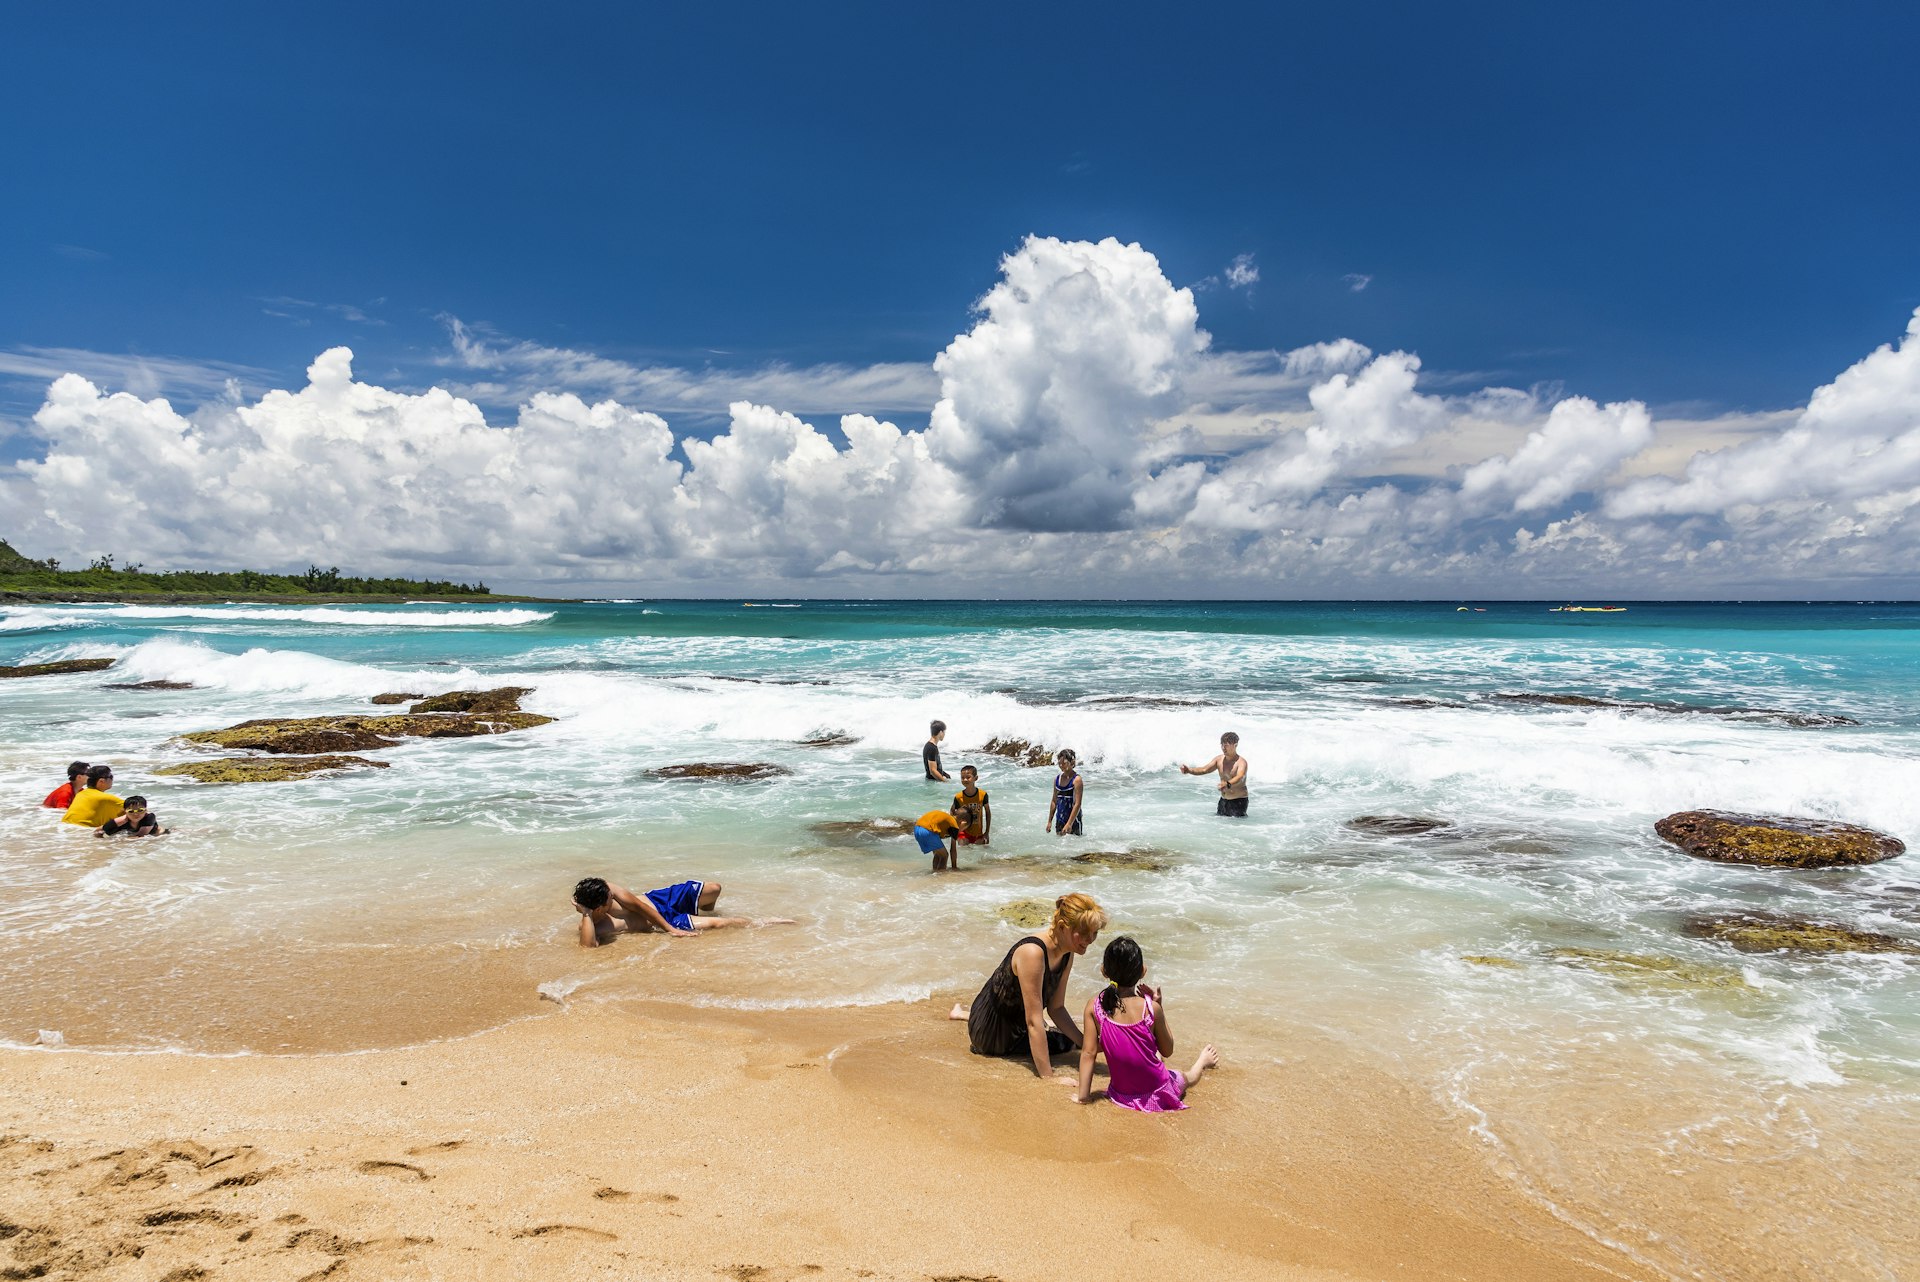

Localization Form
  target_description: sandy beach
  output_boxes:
[2,999,1667,1282]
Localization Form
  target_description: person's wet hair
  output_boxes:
[930,719,946,736]
[960,764,977,778]
[67,761,89,781]
[1051,891,1106,938]
[1100,936,1145,1015]
[953,803,978,826]
[573,877,610,910]
[1220,732,1239,745]
[124,796,148,809]
[1055,748,1077,766]
[86,765,114,786]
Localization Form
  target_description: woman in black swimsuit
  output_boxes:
[948,892,1108,1078]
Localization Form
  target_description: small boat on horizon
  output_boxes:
[1549,605,1627,613]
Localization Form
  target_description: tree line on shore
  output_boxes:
[0,539,490,597]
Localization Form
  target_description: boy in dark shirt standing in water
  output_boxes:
[1181,732,1250,817]
[923,720,950,782]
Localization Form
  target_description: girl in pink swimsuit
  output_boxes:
[1075,936,1218,1111]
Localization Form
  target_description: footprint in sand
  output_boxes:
[510,1224,617,1241]
[591,1188,678,1203]
[355,1159,431,1181]
[405,1140,465,1155]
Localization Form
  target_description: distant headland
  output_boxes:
[0,539,556,604]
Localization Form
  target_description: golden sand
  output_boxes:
[0,1000,1658,1282]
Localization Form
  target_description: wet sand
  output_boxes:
[0,1001,1658,1282]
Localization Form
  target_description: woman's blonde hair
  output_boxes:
[1051,892,1107,936]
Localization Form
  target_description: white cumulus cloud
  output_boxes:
[7,243,1920,597]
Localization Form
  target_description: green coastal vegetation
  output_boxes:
[0,537,513,602]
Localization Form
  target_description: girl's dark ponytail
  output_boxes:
[1099,936,1144,1015]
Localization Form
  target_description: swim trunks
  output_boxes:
[1216,796,1249,818]
[914,825,947,855]
[644,880,705,931]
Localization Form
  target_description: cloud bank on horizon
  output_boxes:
[7,235,1919,596]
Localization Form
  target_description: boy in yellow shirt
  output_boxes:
[952,765,991,846]
[62,765,124,827]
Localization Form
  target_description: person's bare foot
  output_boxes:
[948,1003,968,1021]
[1188,1043,1219,1080]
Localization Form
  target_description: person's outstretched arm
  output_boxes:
[1046,954,1083,1050]
[1076,996,1102,1103]
[577,911,600,947]
[1013,945,1060,1078]
[1181,754,1223,777]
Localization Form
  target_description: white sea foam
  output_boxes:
[0,603,553,631]
[94,637,488,699]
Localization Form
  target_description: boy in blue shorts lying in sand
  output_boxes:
[572,876,793,946]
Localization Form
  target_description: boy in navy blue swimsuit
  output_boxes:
[573,876,791,946]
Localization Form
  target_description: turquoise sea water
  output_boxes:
[3,598,1918,1277]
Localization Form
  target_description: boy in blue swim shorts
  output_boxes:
[914,804,978,872]
[573,876,790,946]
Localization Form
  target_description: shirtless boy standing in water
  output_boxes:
[1180,732,1250,817]
[572,876,790,946]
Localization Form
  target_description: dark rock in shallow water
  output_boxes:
[1346,815,1453,836]
[104,679,196,691]
[799,733,860,747]
[1370,696,1470,710]
[979,737,1055,767]
[809,817,915,844]
[648,762,793,782]
[155,754,390,783]
[1655,810,1904,869]
[1078,695,1216,710]
[371,691,425,705]
[1683,912,1920,955]
[1072,848,1176,872]
[409,687,531,714]
[1489,692,1858,728]
[182,711,554,755]
[1,658,114,679]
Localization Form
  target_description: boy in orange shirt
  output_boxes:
[914,803,978,872]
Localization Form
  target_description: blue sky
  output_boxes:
[3,3,1919,595]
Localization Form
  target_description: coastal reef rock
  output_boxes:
[156,755,390,783]
[104,679,195,691]
[1347,815,1453,836]
[1655,810,1904,869]
[996,899,1055,929]
[1072,848,1176,872]
[799,733,860,747]
[1683,913,1920,956]
[980,737,1055,767]
[182,711,553,755]
[1,658,114,679]
[370,691,425,705]
[409,687,532,714]
[1548,947,1757,993]
[809,817,916,845]
[647,762,794,782]
[1490,692,1858,728]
